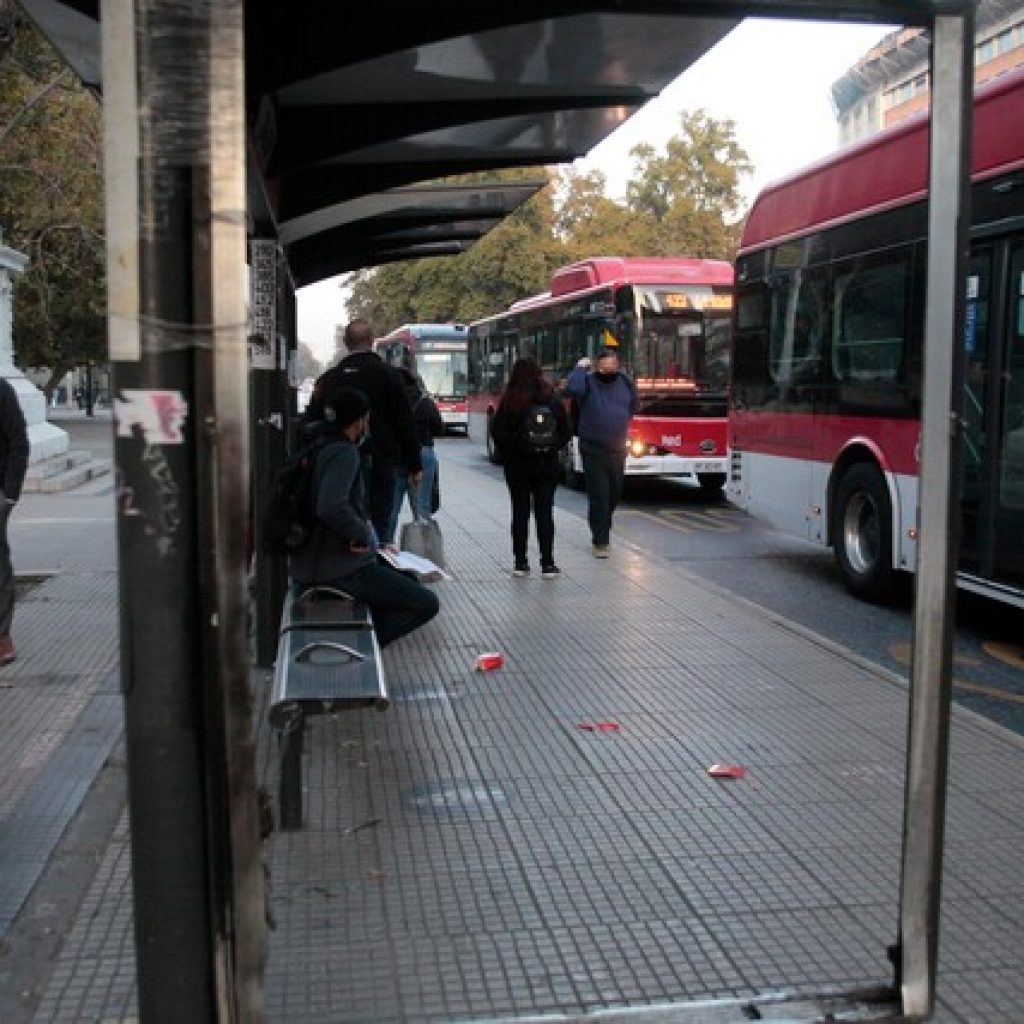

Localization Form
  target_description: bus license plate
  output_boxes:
[694,462,720,473]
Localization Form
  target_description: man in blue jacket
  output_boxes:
[0,377,28,665]
[564,347,638,558]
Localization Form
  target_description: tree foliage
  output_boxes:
[0,15,106,396]
[345,110,751,334]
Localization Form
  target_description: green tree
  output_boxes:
[625,109,751,258]
[0,15,106,398]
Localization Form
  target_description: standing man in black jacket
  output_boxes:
[0,377,28,665]
[306,318,422,544]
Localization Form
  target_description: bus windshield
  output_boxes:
[634,312,731,390]
[419,350,468,400]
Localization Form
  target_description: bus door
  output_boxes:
[958,247,993,578]
[987,240,1024,593]
[764,264,828,542]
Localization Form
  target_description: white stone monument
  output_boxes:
[0,240,69,463]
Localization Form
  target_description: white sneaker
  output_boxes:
[593,545,610,559]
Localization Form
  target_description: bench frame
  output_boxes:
[268,585,388,829]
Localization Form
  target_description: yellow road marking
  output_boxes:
[982,641,1024,671]
[887,640,1024,703]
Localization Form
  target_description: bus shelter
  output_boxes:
[14,1,975,1020]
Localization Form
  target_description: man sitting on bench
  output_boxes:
[289,385,440,647]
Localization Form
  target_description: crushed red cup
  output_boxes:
[475,652,504,671]
[707,763,746,779]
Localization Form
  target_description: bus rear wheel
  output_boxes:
[697,472,727,495]
[832,463,896,602]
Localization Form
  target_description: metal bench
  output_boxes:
[269,584,388,829]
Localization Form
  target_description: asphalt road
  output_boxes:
[438,434,1024,737]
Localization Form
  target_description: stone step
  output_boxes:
[23,457,113,493]
[25,450,93,481]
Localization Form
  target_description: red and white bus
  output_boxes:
[374,323,469,433]
[729,67,1024,606]
[468,257,733,492]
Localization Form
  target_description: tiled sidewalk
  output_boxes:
[7,452,1024,1022]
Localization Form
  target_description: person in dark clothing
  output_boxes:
[290,385,439,648]
[0,378,29,665]
[306,319,421,544]
[490,357,570,579]
[564,347,638,558]
[387,368,445,541]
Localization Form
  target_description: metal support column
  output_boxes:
[101,0,265,1019]
[900,10,974,1020]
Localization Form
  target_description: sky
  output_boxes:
[296,17,896,366]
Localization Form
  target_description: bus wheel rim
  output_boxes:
[843,492,879,576]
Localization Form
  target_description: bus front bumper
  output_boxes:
[624,453,728,477]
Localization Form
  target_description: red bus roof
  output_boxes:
[549,256,733,297]
[740,66,1024,254]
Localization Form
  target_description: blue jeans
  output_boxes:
[387,446,437,542]
[332,559,440,648]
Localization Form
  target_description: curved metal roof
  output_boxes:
[19,1,959,286]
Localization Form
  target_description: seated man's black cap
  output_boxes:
[323,386,369,428]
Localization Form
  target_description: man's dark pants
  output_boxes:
[360,447,400,543]
[0,504,12,635]
[338,559,439,647]
[580,441,626,547]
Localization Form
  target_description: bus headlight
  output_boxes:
[629,438,647,458]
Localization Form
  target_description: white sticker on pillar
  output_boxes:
[115,389,189,444]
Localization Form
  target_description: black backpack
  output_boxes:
[259,439,326,554]
[522,402,560,453]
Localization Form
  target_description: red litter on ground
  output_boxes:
[577,721,621,732]
[707,763,746,779]
[475,652,504,671]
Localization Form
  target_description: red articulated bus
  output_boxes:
[468,256,734,492]
[374,323,469,434]
[729,67,1024,605]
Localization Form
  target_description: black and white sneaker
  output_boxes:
[513,561,530,578]
[541,564,560,579]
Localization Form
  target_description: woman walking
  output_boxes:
[490,357,571,579]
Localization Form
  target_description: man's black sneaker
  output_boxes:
[512,561,530,578]
[541,564,560,579]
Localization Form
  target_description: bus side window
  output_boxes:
[832,253,909,386]
[768,270,827,391]
[732,285,769,389]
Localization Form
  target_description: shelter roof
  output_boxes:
[20,1,964,285]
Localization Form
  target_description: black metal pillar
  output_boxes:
[249,238,289,667]
[101,0,265,1019]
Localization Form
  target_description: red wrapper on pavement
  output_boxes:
[707,763,745,779]
[475,652,504,671]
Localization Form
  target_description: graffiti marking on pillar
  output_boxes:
[141,444,182,556]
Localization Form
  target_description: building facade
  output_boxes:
[833,0,1024,144]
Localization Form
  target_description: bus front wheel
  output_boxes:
[832,463,896,602]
